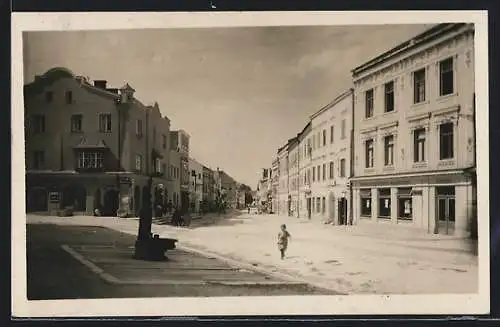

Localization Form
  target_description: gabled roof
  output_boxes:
[310,88,353,120]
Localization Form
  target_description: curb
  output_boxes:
[177,244,346,295]
[61,244,310,288]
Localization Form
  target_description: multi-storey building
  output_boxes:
[277,140,290,215]
[309,89,354,224]
[202,165,215,212]
[288,138,300,217]
[25,67,171,217]
[257,168,272,209]
[168,148,181,209]
[170,129,190,212]
[218,169,238,209]
[270,157,280,213]
[188,157,204,213]
[298,122,312,219]
[350,23,476,236]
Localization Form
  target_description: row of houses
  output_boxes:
[24,67,241,217]
[264,23,477,237]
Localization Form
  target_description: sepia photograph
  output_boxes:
[11,11,489,317]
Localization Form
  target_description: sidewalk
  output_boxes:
[26,213,478,295]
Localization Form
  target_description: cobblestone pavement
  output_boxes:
[26,223,336,300]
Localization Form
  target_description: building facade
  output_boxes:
[219,170,238,209]
[188,157,204,213]
[170,129,190,212]
[350,23,476,236]
[288,138,300,217]
[270,157,279,213]
[309,89,354,224]
[25,67,171,217]
[168,148,181,209]
[202,165,215,212]
[298,122,312,219]
[277,142,290,215]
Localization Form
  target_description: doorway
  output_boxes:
[437,186,456,235]
[338,198,348,225]
[306,197,311,219]
[103,189,119,216]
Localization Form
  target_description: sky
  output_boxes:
[23,24,432,188]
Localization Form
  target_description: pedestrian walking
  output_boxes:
[277,224,291,260]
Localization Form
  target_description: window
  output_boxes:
[439,122,454,160]
[322,164,326,181]
[384,135,394,166]
[378,188,391,218]
[341,120,346,139]
[77,151,103,169]
[313,135,316,149]
[398,188,413,220]
[322,197,326,214]
[330,126,334,143]
[365,89,374,118]
[413,69,426,103]
[135,154,143,172]
[99,113,112,132]
[360,189,372,217]
[154,158,161,173]
[65,91,73,104]
[365,139,374,168]
[439,57,454,96]
[70,114,82,133]
[316,197,321,213]
[340,159,346,177]
[136,120,143,137]
[384,81,395,112]
[329,161,334,179]
[45,91,53,103]
[317,165,321,181]
[32,114,46,133]
[33,151,45,169]
[413,128,426,162]
[162,134,167,149]
[312,166,316,182]
[322,130,326,146]
[317,133,321,148]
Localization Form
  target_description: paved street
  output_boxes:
[27,223,335,300]
[26,212,478,295]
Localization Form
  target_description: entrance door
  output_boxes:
[338,198,347,225]
[103,189,119,216]
[437,186,456,235]
[307,198,311,219]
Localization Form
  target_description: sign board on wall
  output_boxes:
[49,192,60,203]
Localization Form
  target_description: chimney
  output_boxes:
[94,80,107,89]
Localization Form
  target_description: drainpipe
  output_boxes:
[348,89,355,225]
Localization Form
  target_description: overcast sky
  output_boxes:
[23,24,432,188]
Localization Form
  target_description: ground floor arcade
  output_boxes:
[25,171,180,217]
[351,170,477,237]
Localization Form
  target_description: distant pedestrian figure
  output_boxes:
[248,206,250,214]
[277,224,291,260]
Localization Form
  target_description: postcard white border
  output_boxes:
[12,11,490,317]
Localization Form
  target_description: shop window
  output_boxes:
[378,188,391,218]
[360,189,371,217]
[397,188,413,220]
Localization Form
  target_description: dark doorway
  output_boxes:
[437,186,456,235]
[103,189,119,216]
[27,188,48,212]
[338,198,348,225]
[307,197,311,219]
[134,186,141,216]
[61,184,87,211]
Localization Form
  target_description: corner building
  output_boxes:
[350,23,476,236]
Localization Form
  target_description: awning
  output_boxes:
[73,139,108,150]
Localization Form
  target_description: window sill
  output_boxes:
[397,217,413,221]
[411,100,430,108]
[382,110,397,116]
[71,130,83,134]
[99,130,113,134]
[364,116,375,121]
[377,216,391,220]
[437,92,458,102]
[412,162,428,169]
[438,159,455,167]
[364,168,375,173]
[360,215,371,219]
[383,165,395,172]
